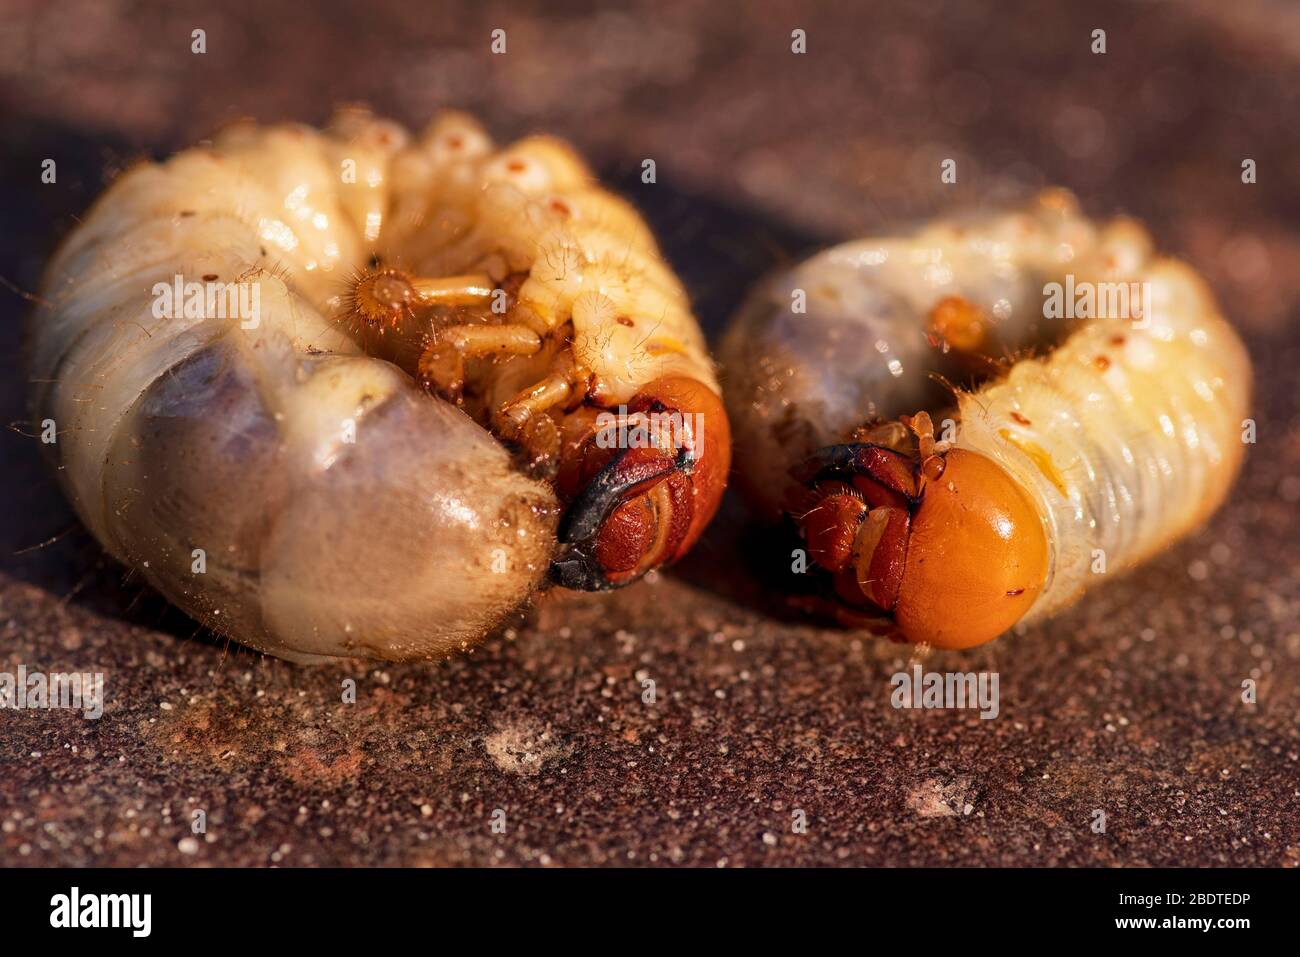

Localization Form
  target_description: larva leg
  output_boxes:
[491,354,591,477]
[339,266,518,386]
[343,264,730,590]
[342,259,731,591]
[495,363,585,435]
[418,324,543,402]
[345,266,496,327]
[899,410,952,480]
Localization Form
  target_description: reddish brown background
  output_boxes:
[0,0,1296,866]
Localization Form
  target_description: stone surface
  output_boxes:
[0,0,1296,867]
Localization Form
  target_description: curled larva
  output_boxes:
[32,108,729,663]
[720,190,1251,649]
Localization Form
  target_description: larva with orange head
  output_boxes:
[721,191,1251,649]
[30,108,729,662]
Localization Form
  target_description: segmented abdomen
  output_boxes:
[957,249,1250,621]
[722,192,1251,622]
[31,109,718,661]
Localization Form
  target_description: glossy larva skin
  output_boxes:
[721,197,1093,521]
[955,247,1251,622]
[32,110,720,663]
[722,193,1251,638]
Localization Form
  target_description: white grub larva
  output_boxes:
[720,190,1251,649]
[31,108,729,663]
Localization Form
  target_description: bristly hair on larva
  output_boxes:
[29,107,731,663]
[720,189,1251,650]
[338,266,419,330]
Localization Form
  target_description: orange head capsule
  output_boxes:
[894,449,1048,648]
[792,437,1049,649]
